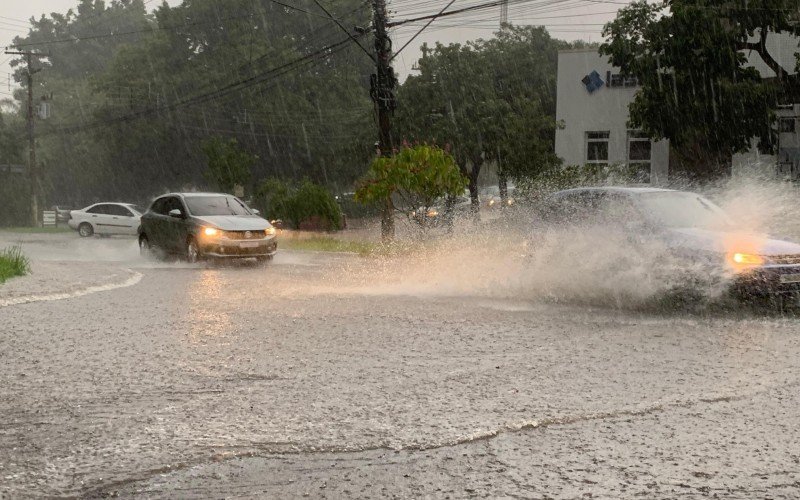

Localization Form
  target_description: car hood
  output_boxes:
[665,227,800,256]
[192,215,270,231]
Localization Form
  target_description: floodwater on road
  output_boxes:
[1,232,799,498]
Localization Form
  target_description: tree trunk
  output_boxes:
[381,196,394,243]
[498,168,508,204]
[469,156,483,223]
[443,194,456,233]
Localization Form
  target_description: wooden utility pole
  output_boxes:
[370,0,397,241]
[5,50,44,226]
[498,0,510,204]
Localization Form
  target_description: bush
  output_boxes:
[254,178,343,231]
[0,246,30,283]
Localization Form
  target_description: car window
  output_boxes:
[184,195,251,216]
[107,204,133,217]
[149,198,165,215]
[86,204,109,215]
[162,197,181,214]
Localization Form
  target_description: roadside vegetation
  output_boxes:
[0,246,30,284]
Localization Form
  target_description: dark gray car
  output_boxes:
[138,192,277,263]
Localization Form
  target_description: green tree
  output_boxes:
[255,177,343,231]
[355,144,467,239]
[6,0,374,208]
[202,137,255,193]
[600,0,798,179]
[395,43,490,214]
[395,28,566,209]
[480,26,565,197]
[0,110,29,226]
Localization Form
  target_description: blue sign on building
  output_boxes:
[581,70,604,93]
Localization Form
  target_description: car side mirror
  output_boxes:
[168,208,183,218]
[251,209,260,215]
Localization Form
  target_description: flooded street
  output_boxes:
[1,233,799,498]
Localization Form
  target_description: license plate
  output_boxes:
[780,273,800,283]
[240,241,259,249]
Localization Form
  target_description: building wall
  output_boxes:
[554,49,670,185]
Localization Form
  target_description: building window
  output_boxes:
[586,131,609,165]
[779,117,796,133]
[627,130,652,182]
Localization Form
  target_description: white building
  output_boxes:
[554,49,670,185]
[555,35,800,183]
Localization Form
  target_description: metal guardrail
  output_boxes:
[42,210,56,227]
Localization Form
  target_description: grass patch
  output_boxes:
[0,246,30,284]
[280,236,378,256]
[1,226,72,234]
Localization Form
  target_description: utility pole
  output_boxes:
[370,0,397,241]
[5,50,44,226]
[497,0,510,204]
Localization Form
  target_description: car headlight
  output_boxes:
[728,252,765,268]
[265,227,276,236]
[488,199,496,207]
[427,209,439,217]
[203,227,219,237]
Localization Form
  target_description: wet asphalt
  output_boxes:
[1,233,799,499]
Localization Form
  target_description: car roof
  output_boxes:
[157,192,230,198]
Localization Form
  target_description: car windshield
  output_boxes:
[184,196,251,216]
[129,205,144,215]
[635,192,731,230]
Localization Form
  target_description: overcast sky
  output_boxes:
[1,0,623,96]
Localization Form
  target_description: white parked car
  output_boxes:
[68,203,144,237]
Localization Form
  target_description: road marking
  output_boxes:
[0,270,143,307]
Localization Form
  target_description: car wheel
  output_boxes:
[78,223,94,237]
[186,237,201,264]
[139,234,153,258]
[256,255,273,265]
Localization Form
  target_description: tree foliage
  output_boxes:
[355,144,467,214]
[255,178,343,231]
[395,26,566,207]
[5,0,374,207]
[600,0,800,178]
[202,137,255,193]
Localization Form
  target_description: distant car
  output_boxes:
[68,203,143,237]
[138,192,277,263]
[410,195,473,226]
[543,187,800,297]
[480,184,517,209]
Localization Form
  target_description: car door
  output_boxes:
[106,204,139,235]
[85,204,114,234]
[162,196,191,253]
[145,197,171,250]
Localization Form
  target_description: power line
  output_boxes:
[391,0,457,59]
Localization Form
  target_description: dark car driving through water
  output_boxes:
[543,187,800,299]
[138,192,277,263]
